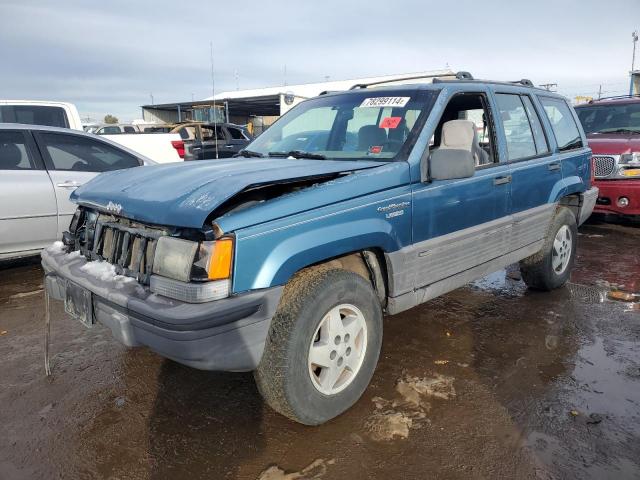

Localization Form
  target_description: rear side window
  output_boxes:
[538,97,583,151]
[201,125,226,140]
[0,131,36,170]
[0,105,69,128]
[227,127,246,140]
[495,94,537,161]
[40,133,140,172]
[100,126,121,134]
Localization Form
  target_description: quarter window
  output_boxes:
[521,96,549,155]
[495,94,537,161]
[0,131,36,170]
[40,133,140,172]
[539,97,583,151]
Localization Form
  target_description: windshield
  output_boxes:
[576,102,640,134]
[247,88,437,160]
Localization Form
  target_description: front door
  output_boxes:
[409,90,512,291]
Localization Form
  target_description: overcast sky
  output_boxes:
[1,0,638,121]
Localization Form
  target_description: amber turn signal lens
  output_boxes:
[621,168,640,177]
[208,238,233,280]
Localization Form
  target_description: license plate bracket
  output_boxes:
[64,281,94,328]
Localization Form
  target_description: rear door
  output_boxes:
[0,130,58,256]
[537,96,591,187]
[492,91,561,251]
[34,131,142,237]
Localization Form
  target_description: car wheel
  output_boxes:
[254,266,383,425]
[520,206,578,291]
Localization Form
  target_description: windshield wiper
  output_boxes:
[236,149,264,158]
[268,150,327,160]
[594,128,640,135]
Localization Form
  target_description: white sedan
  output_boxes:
[0,124,155,261]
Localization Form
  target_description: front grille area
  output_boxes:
[593,156,616,178]
[78,213,168,284]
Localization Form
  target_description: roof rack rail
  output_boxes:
[589,94,640,103]
[510,79,534,87]
[455,71,474,80]
[348,71,463,90]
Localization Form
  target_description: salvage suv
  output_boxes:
[575,95,640,219]
[42,72,597,425]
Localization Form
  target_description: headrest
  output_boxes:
[358,125,387,151]
[440,120,476,150]
[0,143,23,169]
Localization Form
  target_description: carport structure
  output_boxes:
[141,69,455,134]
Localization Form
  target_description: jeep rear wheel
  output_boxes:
[520,206,578,291]
[254,267,383,425]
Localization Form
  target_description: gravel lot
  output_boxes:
[1,217,638,480]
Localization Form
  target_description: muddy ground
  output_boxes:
[1,217,639,480]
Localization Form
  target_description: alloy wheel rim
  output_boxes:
[307,304,368,395]
[552,225,572,275]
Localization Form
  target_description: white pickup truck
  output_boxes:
[1,100,183,163]
[102,133,183,163]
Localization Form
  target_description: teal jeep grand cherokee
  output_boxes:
[42,72,597,424]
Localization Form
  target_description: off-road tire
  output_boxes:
[520,206,578,291]
[254,266,383,425]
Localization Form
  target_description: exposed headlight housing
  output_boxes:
[152,237,199,282]
[151,236,234,302]
[620,152,640,166]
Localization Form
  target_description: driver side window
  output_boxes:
[430,92,496,168]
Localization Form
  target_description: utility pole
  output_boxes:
[631,30,638,95]
[540,83,557,92]
[210,41,218,159]
[598,85,602,100]
[150,93,154,105]
[283,64,287,86]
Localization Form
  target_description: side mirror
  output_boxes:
[428,149,475,181]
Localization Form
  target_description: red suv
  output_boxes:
[575,96,640,219]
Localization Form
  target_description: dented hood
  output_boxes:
[71,158,381,228]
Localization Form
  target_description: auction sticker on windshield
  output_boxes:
[360,97,410,108]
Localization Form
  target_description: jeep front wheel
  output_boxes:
[254,267,383,425]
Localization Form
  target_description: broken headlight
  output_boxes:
[150,236,234,302]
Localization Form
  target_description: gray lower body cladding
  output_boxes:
[384,203,557,314]
[42,249,282,371]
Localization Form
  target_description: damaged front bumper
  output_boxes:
[41,248,282,371]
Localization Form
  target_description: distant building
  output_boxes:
[140,69,454,134]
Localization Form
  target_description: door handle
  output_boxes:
[548,162,561,171]
[57,181,82,188]
[224,144,234,148]
[493,175,512,186]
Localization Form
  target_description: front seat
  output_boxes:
[429,120,478,177]
[0,143,24,170]
[436,119,489,167]
[358,125,387,152]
